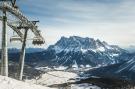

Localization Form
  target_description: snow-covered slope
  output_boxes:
[82,54,135,82]
[0,76,55,89]
[71,84,101,89]
[26,71,77,86]
[117,57,135,73]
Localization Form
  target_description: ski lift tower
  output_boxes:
[0,0,45,79]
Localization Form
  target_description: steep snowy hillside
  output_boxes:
[117,57,135,73]
[115,56,135,81]
[82,54,135,82]
[0,76,55,89]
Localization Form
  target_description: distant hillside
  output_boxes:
[8,48,45,53]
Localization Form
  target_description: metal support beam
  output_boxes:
[17,29,28,80]
[0,3,45,45]
[0,3,44,39]
[0,16,24,38]
[1,7,8,76]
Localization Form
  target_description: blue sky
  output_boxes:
[5,0,135,48]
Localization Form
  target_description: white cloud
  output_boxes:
[1,0,135,48]
[44,22,135,47]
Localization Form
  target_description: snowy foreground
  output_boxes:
[26,71,78,86]
[0,75,56,89]
[26,71,101,89]
[0,71,101,89]
[71,84,101,89]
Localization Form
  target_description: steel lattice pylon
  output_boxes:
[0,1,45,80]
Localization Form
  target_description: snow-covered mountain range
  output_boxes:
[8,36,131,69]
[3,36,135,88]
[7,36,135,75]
[3,36,135,89]
[9,36,133,69]
[49,36,123,53]
[46,36,128,67]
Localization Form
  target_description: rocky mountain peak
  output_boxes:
[48,36,123,53]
